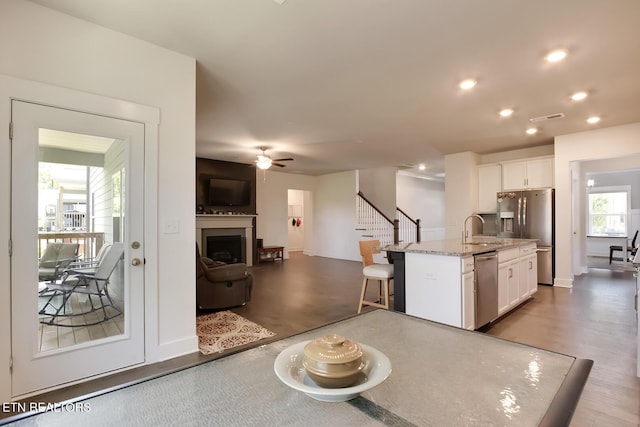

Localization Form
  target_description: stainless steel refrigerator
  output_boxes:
[497,189,555,285]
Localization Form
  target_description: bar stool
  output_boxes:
[358,240,394,313]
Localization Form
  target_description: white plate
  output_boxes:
[274,340,392,402]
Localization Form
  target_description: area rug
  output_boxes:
[196,311,276,355]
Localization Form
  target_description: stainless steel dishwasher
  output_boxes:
[474,251,498,328]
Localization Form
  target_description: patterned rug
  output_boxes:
[196,311,276,355]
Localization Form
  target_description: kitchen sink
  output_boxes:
[465,241,501,246]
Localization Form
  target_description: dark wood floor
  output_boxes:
[6,252,640,426]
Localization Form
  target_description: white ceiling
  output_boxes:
[28,0,640,178]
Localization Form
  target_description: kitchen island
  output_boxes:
[10,310,592,427]
[385,237,539,330]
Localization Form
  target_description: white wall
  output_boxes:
[480,145,554,164]
[256,171,317,258]
[396,173,446,237]
[0,0,196,401]
[444,152,480,239]
[555,122,640,287]
[357,167,398,221]
[256,169,360,261]
[314,171,361,261]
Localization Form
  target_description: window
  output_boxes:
[587,186,630,235]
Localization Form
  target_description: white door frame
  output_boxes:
[0,75,159,401]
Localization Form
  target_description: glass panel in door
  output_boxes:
[37,130,125,350]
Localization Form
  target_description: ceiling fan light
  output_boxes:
[545,49,567,63]
[256,155,272,169]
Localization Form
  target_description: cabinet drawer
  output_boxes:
[519,243,537,256]
[461,257,474,273]
[498,248,520,263]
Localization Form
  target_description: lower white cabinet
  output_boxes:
[520,253,538,298]
[498,244,537,317]
[519,243,538,298]
[461,257,475,331]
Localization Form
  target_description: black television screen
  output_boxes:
[208,178,250,206]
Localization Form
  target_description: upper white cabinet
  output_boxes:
[477,164,502,213]
[502,157,554,190]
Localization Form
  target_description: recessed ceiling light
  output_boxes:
[418,164,426,171]
[499,108,514,117]
[545,49,568,63]
[459,79,477,90]
[586,116,601,124]
[526,128,538,135]
[571,91,588,101]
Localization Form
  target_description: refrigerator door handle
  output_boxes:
[522,196,527,231]
[517,196,522,228]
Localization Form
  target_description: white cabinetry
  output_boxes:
[519,243,538,298]
[498,247,527,316]
[478,164,502,213]
[405,253,473,329]
[461,257,475,330]
[502,157,554,190]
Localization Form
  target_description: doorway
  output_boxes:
[287,189,311,255]
[10,101,145,397]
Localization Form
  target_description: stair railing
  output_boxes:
[396,207,421,244]
[356,192,422,245]
[356,192,395,245]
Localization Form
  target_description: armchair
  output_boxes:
[196,244,252,310]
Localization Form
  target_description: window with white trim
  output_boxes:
[587,186,630,236]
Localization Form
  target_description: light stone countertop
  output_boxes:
[9,310,591,427]
[383,236,538,257]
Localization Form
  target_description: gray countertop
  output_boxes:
[383,236,538,257]
[9,310,592,427]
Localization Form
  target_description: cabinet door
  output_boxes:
[502,162,527,190]
[478,165,502,213]
[498,263,510,315]
[525,158,554,188]
[527,254,538,295]
[507,260,520,306]
[519,256,531,299]
[462,271,475,330]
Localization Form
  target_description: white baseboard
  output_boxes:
[553,277,573,288]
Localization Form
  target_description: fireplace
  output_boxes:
[196,214,255,266]
[206,235,244,264]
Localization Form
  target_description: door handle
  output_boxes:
[131,258,142,266]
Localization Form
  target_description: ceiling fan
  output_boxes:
[255,147,293,169]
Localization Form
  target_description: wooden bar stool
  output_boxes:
[358,240,394,313]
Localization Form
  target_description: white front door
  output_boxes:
[10,100,145,397]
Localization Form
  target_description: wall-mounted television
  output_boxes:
[207,178,251,207]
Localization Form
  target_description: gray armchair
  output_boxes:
[196,244,252,310]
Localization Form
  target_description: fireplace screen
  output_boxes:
[206,235,244,264]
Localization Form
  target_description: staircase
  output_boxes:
[356,192,421,245]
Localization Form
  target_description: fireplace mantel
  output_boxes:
[196,214,256,266]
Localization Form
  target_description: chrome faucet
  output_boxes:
[463,214,485,243]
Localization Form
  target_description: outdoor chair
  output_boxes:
[64,243,113,276]
[38,242,80,283]
[39,243,124,327]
